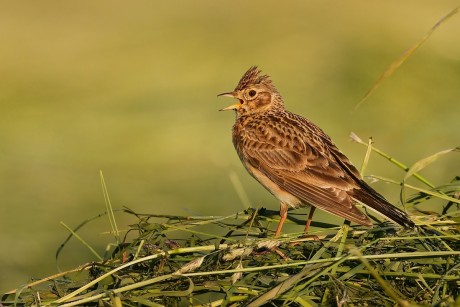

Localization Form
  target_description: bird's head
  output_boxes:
[218,66,284,116]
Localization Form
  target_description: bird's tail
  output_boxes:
[353,182,415,228]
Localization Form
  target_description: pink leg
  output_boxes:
[275,203,288,237]
[303,207,316,234]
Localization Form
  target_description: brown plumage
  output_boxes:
[219,66,414,237]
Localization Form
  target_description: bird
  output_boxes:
[218,66,414,237]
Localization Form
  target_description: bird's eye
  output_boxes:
[248,90,257,97]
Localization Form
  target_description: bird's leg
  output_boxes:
[303,206,316,234]
[275,202,288,237]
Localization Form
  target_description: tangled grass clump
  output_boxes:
[2,144,459,307]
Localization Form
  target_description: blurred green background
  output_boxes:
[1,1,459,291]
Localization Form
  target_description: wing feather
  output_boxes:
[244,143,371,226]
[235,115,373,226]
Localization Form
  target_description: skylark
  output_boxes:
[219,66,414,237]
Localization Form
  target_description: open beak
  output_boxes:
[217,91,241,111]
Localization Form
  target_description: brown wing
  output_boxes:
[301,116,414,228]
[235,113,372,226]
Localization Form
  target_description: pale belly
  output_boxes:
[246,164,303,209]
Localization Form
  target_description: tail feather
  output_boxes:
[352,182,415,228]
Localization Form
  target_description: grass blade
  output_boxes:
[100,170,120,244]
[355,7,459,110]
[60,221,103,261]
[404,147,459,182]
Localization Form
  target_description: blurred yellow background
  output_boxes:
[1,1,459,291]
